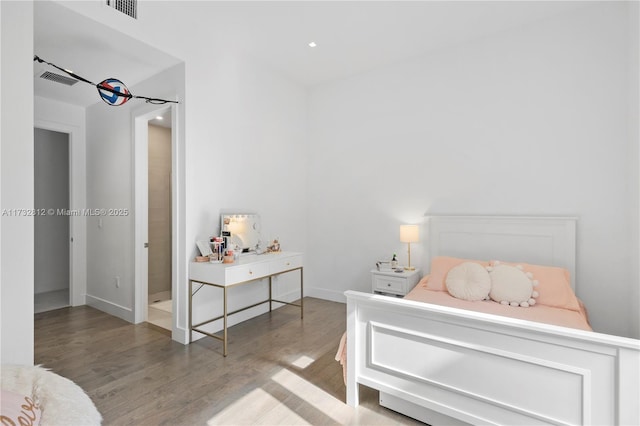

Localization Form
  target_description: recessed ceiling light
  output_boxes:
[155,116,163,120]
[308,41,317,48]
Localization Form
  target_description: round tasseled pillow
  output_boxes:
[488,263,538,307]
[445,262,492,301]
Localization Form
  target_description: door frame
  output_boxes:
[33,120,86,307]
[132,104,178,331]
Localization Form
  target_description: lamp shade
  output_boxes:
[400,224,419,243]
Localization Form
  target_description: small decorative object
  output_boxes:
[390,253,398,269]
[195,256,209,263]
[267,238,281,252]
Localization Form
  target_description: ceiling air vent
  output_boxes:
[106,0,137,19]
[39,71,79,86]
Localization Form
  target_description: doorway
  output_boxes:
[146,112,173,331]
[133,104,176,332]
[34,128,70,313]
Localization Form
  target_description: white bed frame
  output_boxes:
[346,216,640,425]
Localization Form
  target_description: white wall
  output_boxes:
[182,52,308,341]
[307,3,637,338]
[85,98,136,319]
[1,1,34,365]
[85,64,185,322]
[630,0,640,340]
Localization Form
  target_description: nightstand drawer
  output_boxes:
[373,275,405,294]
[371,268,421,296]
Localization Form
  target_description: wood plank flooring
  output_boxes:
[35,297,423,425]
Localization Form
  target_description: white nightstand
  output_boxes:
[371,269,421,297]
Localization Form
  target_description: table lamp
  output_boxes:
[400,224,419,271]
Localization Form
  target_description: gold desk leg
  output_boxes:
[223,286,228,357]
[300,267,304,319]
[269,276,273,312]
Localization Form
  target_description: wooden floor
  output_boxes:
[35,297,423,426]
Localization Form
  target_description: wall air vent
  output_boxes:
[39,71,79,86]
[106,0,137,19]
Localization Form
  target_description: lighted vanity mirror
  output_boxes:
[220,213,262,253]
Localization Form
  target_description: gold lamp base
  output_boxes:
[404,242,415,271]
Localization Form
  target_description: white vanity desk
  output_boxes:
[188,251,303,356]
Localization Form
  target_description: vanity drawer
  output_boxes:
[270,255,302,274]
[226,262,270,284]
[372,275,405,294]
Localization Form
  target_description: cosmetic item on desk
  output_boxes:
[391,253,398,269]
[255,239,267,254]
[196,240,213,257]
[223,249,234,264]
[232,245,242,261]
[210,236,225,262]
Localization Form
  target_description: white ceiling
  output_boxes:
[34,1,588,107]
[209,1,588,87]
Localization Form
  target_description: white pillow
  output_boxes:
[488,263,537,307]
[446,262,491,301]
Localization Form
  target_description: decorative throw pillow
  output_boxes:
[488,262,539,307]
[445,262,491,301]
[425,256,490,291]
[489,260,580,312]
[0,390,42,426]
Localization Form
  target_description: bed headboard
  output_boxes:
[426,216,577,290]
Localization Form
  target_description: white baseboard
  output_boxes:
[85,294,133,323]
[172,326,189,345]
[306,286,346,303]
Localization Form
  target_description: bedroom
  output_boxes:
[1,0,639,423]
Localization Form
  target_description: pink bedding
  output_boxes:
[404,283,592,331]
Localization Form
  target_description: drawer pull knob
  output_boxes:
[286,262,290,266]
[249,270,253,275]
[387,283,391,286]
